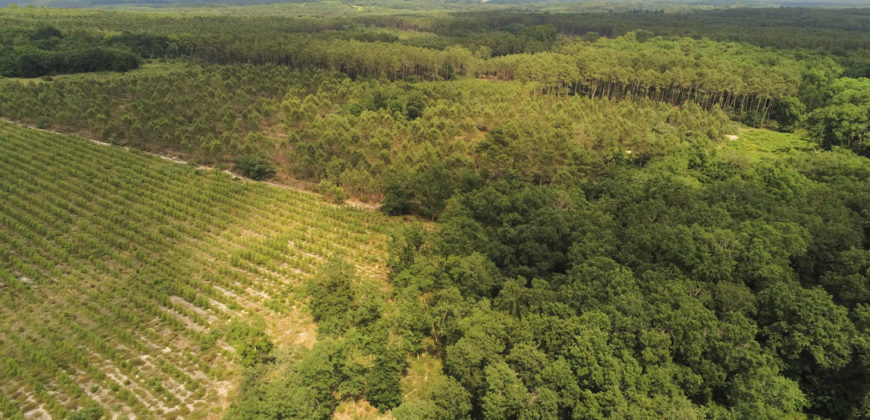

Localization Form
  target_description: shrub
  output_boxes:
[234,153,276,180]
[307,258,356,336]
[225,317,273,367]
[67,404,103,420]
[318,179,346,204]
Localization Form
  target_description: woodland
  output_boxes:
[0,2,869,419]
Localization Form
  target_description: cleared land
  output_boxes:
[0,121,391,419]
[721,127,813,161]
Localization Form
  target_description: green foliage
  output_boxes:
[234,153,276,180]
[721,129,811,161]
[404,95,425,120]
[481,362,529,419]
[225,317,273,367]
[317,179,346,204]
[5,6,861,213]
[728,365,808,419]
[430,377,473,419]
[364,347,405,410]
[392,376,472,419]
[30,26,62,41]
[771,96,805,131]
[66,404,104,420]
[759,283,855,369]
[0,25,141,77]
[382,162,469,218]
[386,223,427,275]
[105,32,171,59]
[384,138,867,418]
[1,6,869,420]
[437,183,577,278]
[227,340,347,420]
[0,46,140,78]
[306,258,357,336]
[805,77,870,156]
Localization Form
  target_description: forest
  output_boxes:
[0,1,868,419]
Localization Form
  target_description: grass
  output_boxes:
[400,352,446,403]
[333,400,390,420]
[720,127,814,161]
[0,121,391,418]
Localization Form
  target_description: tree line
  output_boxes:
[0,25,139,77]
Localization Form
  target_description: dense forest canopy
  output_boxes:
[0,1,868,419]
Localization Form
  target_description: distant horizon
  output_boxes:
[3,0,870,10]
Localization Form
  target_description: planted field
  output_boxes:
[0,121,391,419]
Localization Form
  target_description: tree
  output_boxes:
[307,258,357,336]
[30,26,62,41]
[392,377,472,420]
[364,347,405,410]
[404,95,425,120]
[770,96,805,131]
[481,362,529,419]
[727,365,808,419]
[318,179,346,204]
[381,170,414,216]
[444,303,514,397]
[430,377,473,420]
[758,282,855,370]
[805,78,870,156]
[234,153,276,180]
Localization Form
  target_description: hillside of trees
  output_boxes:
[0,3,868,419]
[2,8,868,189]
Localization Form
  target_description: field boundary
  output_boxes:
[0,117,381,212]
